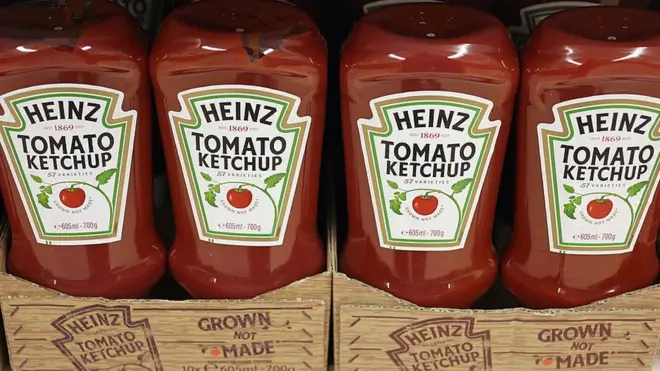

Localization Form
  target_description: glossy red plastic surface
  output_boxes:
[494,0,649,28]
[503,7,660,309]
[0,0,166,299]
[151,0,326,299]
[174,0,322,23]
[340,4,518,308]
[341,0,492,24]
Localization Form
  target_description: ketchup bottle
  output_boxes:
[492,0,650,47]
[340,4,518,308]
[151,0,326,299]
[0,0,166,298]
[503,6,660,309]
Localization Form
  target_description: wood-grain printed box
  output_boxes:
[332,223,660,371]
[0,221,334,371]
[0,221,7,370]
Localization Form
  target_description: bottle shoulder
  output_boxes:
[0,0,147,70]
[523,6,660,76]
[151,0,326,75]
[341,4,518,80]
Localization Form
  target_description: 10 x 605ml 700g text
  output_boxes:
[182,365,295,371]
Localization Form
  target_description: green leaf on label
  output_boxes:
[569,195,575,200]
[627,181,649,198]
[563,184,575,194]
[37,192,50,209]
[451,178,473,194]
[204,190,217,207]
[95,169,117,186]
[563,202,576,220]
[389,198,402,215]
[212,184,221,193]
[264,173,287,188]
[573,196,582,206]
[201,172,212,182]
[31,175,43,183]
[398,193,407,201]
[387,180,399,190]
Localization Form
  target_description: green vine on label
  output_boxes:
[96,169,117,186]
[627,181,649,198]
[264,173,286,189]
[561,184,581,220]
[387,180,404,215]
[32,175,53,209]
[451,178,473,194]
[561,181,648,220]
[30,169,118,212]
[199,172,218,207]
[386,178,473,216]
[200,172,287,218]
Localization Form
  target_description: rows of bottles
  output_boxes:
[0,0,659,310]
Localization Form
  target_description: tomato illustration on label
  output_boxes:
[170,85,310,246]
[200,171,286,217]
[59,186,86,209]
[227,187,253,209]
[539,95,660,255]
[388,178,473,218]
[562,181,648,222]
[359,91,500,251]
[0,84,137,246]
[30,168,118,213]
[586,197,613,220]
[412,194,438,216]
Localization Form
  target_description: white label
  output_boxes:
[0,84,137,246]
[538,94,660,255]
[359,91,500,251]
[169,85,310,246]
[363,0,445,13]
[509,1,598,45]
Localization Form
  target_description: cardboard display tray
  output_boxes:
[0,220,6,370]
[0,219,334,371]
[332,222,660,371]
